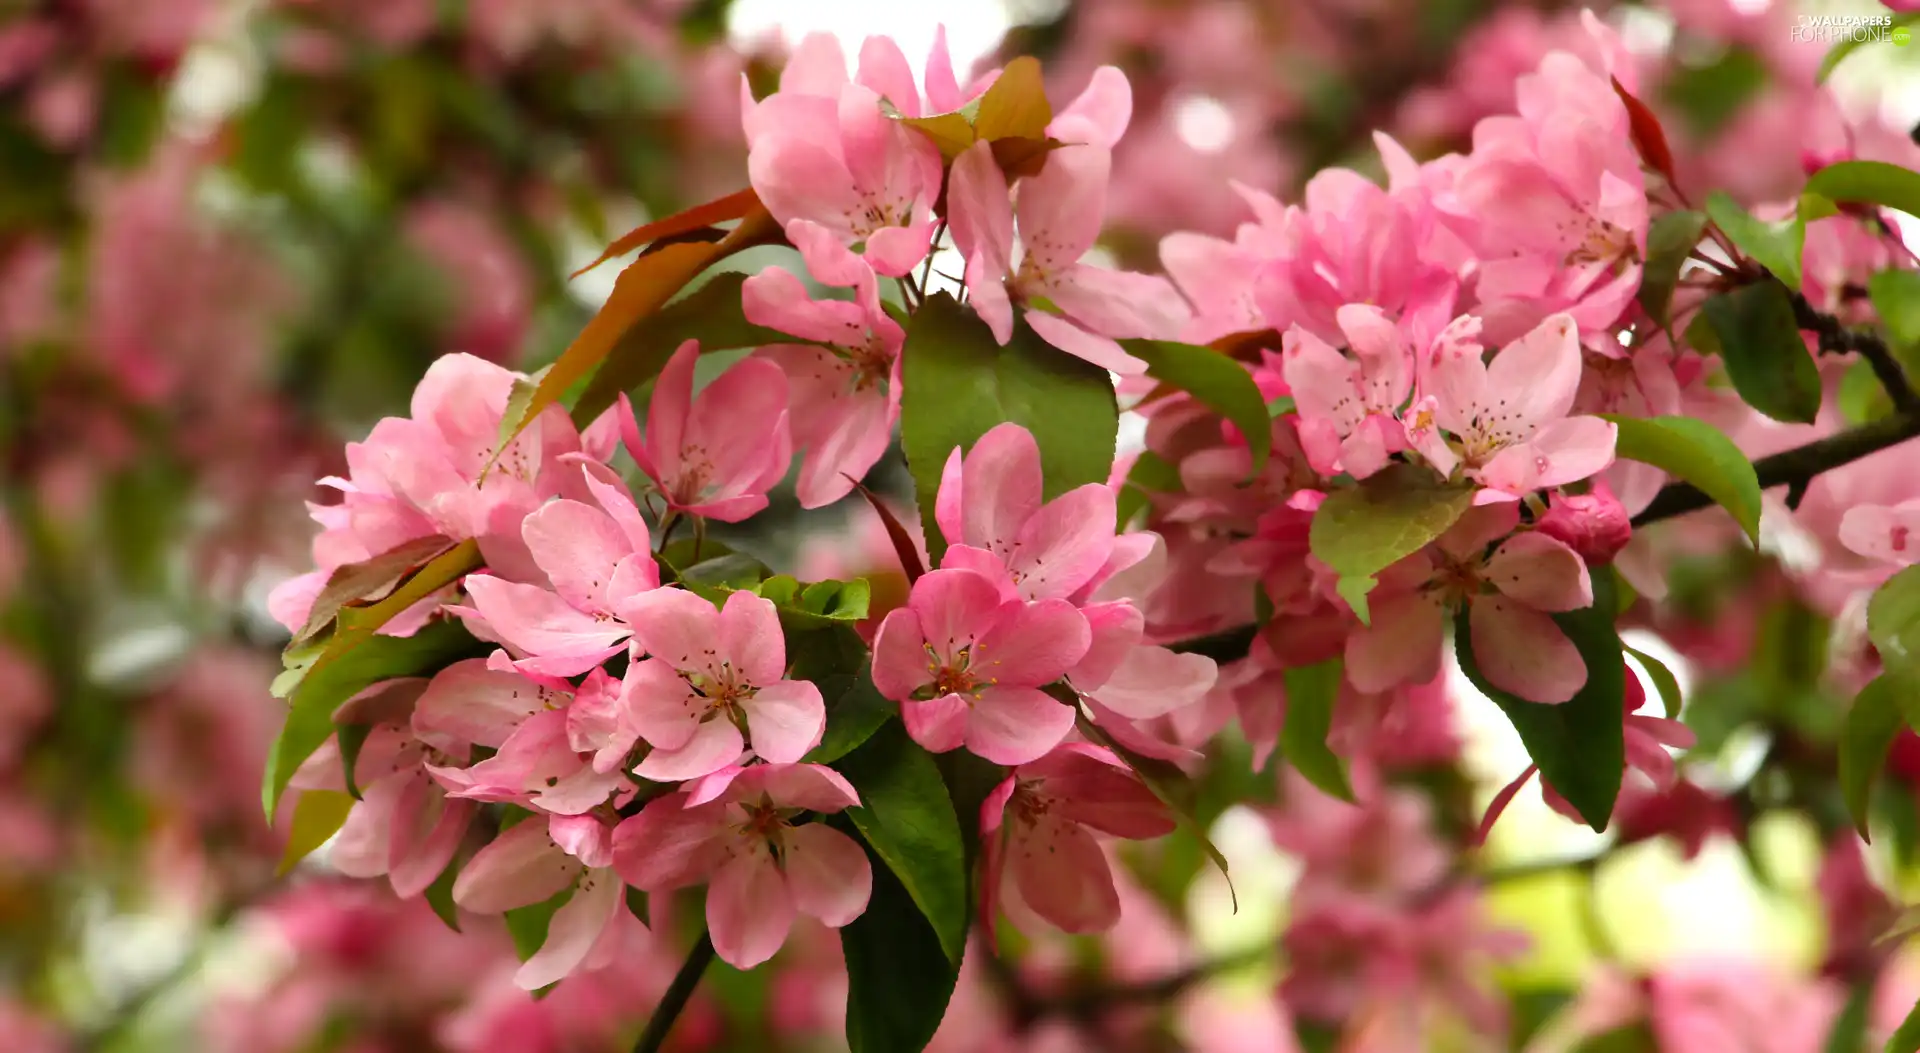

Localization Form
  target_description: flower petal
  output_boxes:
[1470,596,1588,703]
[781,823,873,927]
[707,842,796,969]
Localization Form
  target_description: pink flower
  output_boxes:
[424,669,631,816]
[1403,312,1617,503]
[612,763,871,969]
[947,136,1190,374]
[403,200,534,364]
[1158,184,1286,343]
[1346,504,1595,703]
[452,813,634,990]
[743,35,945,293]
[290,659,561,898]
[1840,500,1920,565]
[1541,668,1693,823]
[743,267,903,508]
[980,743,1174,933]
[1281,304,1418,480]
[617,588,825,781]
[270,353,615,632]
[450,465,660,677]
[871,568,1090,765]
[617,339,792,523]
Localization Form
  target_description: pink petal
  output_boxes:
[719,590,786,686]
[515,872,621,991]
[956,423,1044,555]
[639,341,700,487]
[1011,813,1120,933]
[682,357,791,504]
[1484,532,1593,612]
[1048,66,1131,148]
[975,598,1092,686]
[461,575,629,672]
[923,25,963,112]
[782,823,873,927]
[611,793,729,890]
[411,659,547,752]
[947,140,1016,342]
[1006,483,1116,600]
[1342,592,1446,693]
[578,465,652,556]
[267,570,326,633]
[1840,503,1920,565]
[1486,313,1582,432]
[522,499,629,613]
[865,222,936,277]
[623,587,724,676]
[744,680,825,763]
[1069,601,1145,689]
[634,718,746,782]
[870,607,935,702]
[452,818,576,914]
[748,138,861,240]
[707,842,796,969]
[330,773,403,878]
[1015,144,1106,272]
[1046,264,1192,343]
[901,694,970,753]
[910,568,1011,663]
[1025,309,1148,374]
[388,775,473,898]
[1469,596,1588,703]
[1527,416,1619,488]
[1088,644,1218,720]
[855,35,919,115]
[746,762,863,813]
[967,686,1078,765]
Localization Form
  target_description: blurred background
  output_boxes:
[4,1,1920,1050]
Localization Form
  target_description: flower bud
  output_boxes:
[1536,483,1632,565]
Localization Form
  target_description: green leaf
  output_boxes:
[900,293,1118,561]
[1841,673,1910,840]
[1308,463,1475,623]
[1870,268,1920,350]
[830,722,969,964]
[1705,191,1803,289]
[262,619,484,818]
[1818,12,1920,83]
[972,56,1052,142]
[1807,160,1920,222]
[1121,339,1271,472]
[1117,449,1180,528]
[1602,414,1762,544]
[1637,210,1708,328]
[1870,566,1920,683]
[1267,395,1297,418]
[804,673,895,765]
[1279,658,1353,801]
[838,820,960,1053]
[1699,282,1823,425]
[277,790,355,875]
[570,272,812,427]
[1824,976,1875,1053]
[424,857,462,932]
[662,549,772,604]
[1574,1024,1658,1053]
[1456,569,1627,831]
[1625,644,1684,720]
[1887,996,1920,1053]
[338,723,374,800]
[1841,358,1896,424]
[756,577,874,631]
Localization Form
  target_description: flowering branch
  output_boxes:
[631,931,716,1053]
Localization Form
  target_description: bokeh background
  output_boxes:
[4,1,1920,1050]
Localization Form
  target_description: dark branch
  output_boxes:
[1788,287,1920,414]
[1634,407,1920,526]
[632,931,716,1053]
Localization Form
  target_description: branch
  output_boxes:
[632,931,716,1053]
[1634,406,1920,526]
[1788,287,1920,414]
[987,942,1268,1030]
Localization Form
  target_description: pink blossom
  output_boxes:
[1647,962,1844,1053]
[270,353,615,633]
[617,588,825,781]
[947,137,1190,374]
[980,744,1174,933]
[1346,504,1595,703]
[1840,500,1920,565]
[613,763,871,969]
[743,34,946,293]
[743,267,903,508]
[871,568,1090,765]
[1281,304,1418,480]
[1158,184,1286,343]
[450,464,659,677]
[452,813,634,990]
[1403,312,1617,503]
[424,669,631,816]
[617,339,792,523]
[1534,481,1633,565]
[403,200,534,364]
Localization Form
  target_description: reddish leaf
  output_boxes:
[569,187,761,278]
[1210,328,1283,362]
[295,534,457,644]
[1473,764,1538,848]
[847,476,925,584]
[973,56,1052,142]
[1611,77,1676,185]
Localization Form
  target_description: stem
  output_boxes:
[631,931,716,1053]
[1785,286,1920,414]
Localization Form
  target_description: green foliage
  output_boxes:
[1871,269,1920,350]
[1887,996,1920,1053]
[1871,566,1920,684]
[1818,13,1920,83]
[837,820,961,1053]
[830,722,970,965]
[899,293,1119,560]
[1705,191,1804,288]
[1840,673,1911,839]
[1603,414,1763,544]
[1280,658,1353,801]
[1624,644,1684,720]
[1806,160,1920,221]
[1661,47,1767,139]
[1696,282,1823,425]
[804,674,895,765]
[1121,339,1272,472]
[1308,464,1475,623]
[1637,210,1708,328]
[1455,570,1628,831]
[278,790,355,875]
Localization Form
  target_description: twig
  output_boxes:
[1786,287,1920,414]
[1635,407,1920,526]
[631,931,716,1053]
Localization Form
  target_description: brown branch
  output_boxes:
[1788,288,1920,414]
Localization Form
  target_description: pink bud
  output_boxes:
[1535,483,1632,565]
